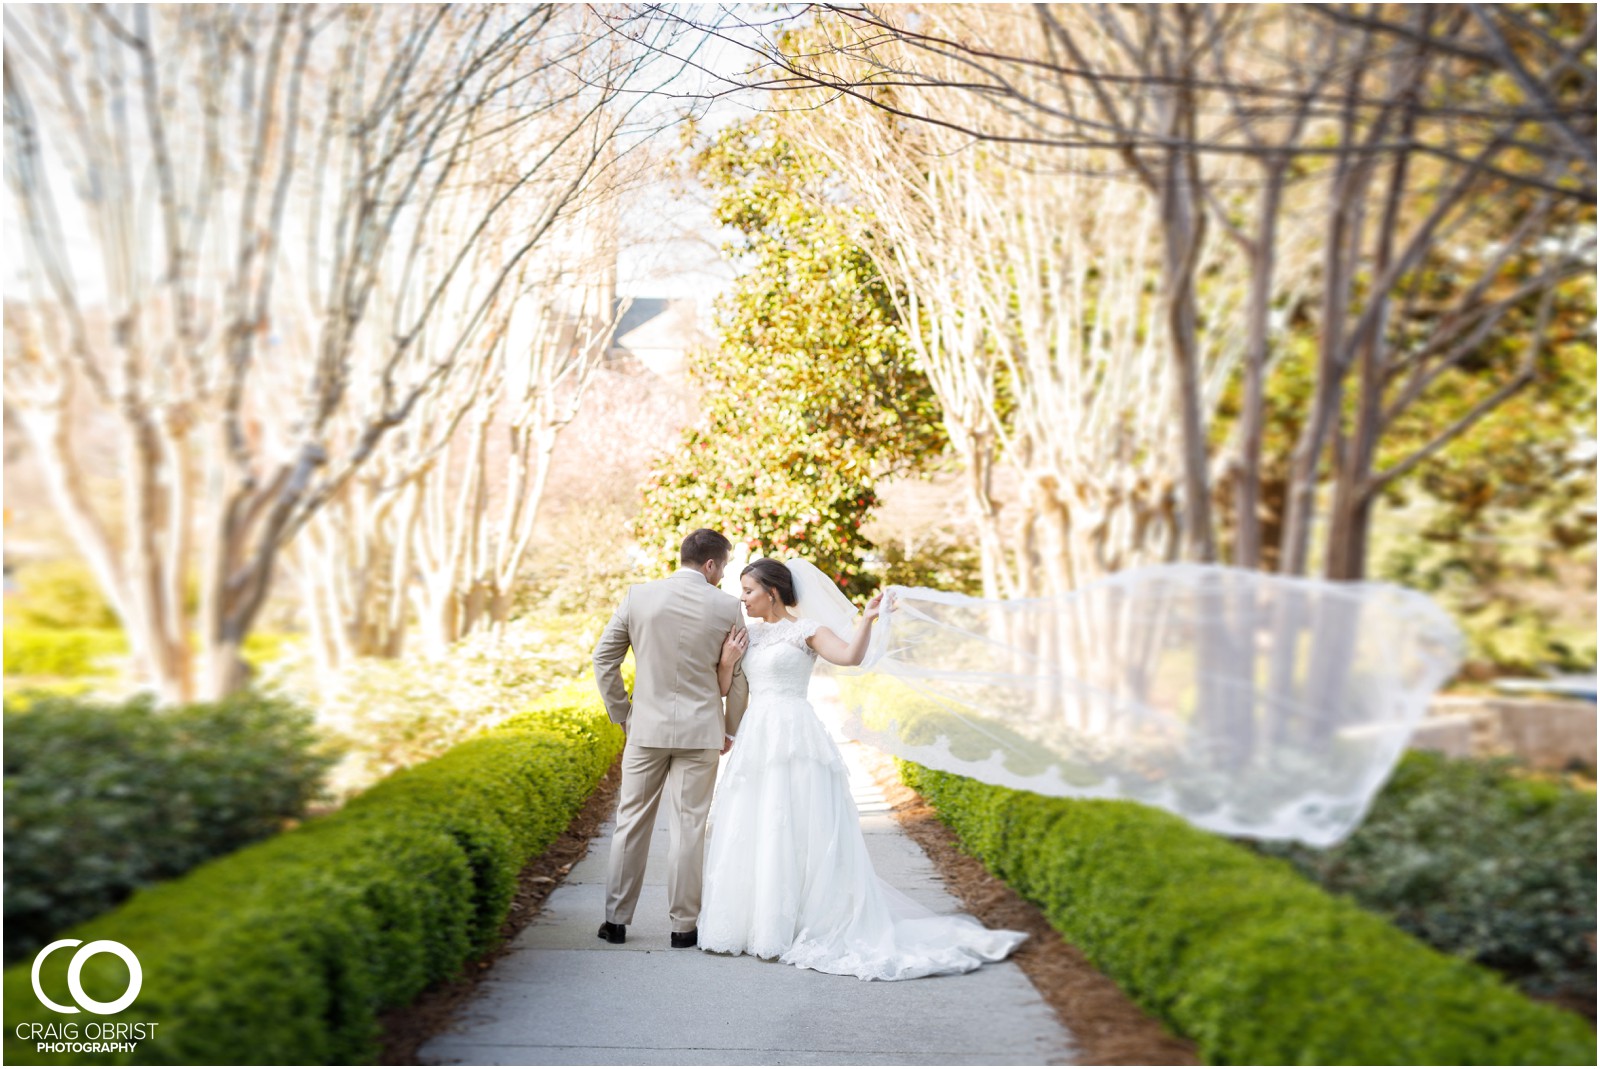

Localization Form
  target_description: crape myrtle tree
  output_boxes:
[614,3,1596,582]
[288,204,632,668]
[3,4,682,699]
[781,50,1308,598]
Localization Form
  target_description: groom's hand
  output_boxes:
[721,733,734,755]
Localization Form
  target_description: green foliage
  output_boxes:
[4,559,119,631]
[257,613,604,797]
[1257,750,1596,1004]
[2,628,295,680]
[1377,262,1595,533]
[1209,264,1596,674]
[1,679,97,705]
[2,681,624,1066]
[514,501,640,618]
[1458,580,1595,674]
[3,693,337,964]
[1379,503,1596,675]
[3,628,127,678]
[866,537,984,596]
[1372,269,1597,673]
[634,118,946,596]
[239,630,297,670]
[899,760,1596,1065]
[1211,245,1596,614]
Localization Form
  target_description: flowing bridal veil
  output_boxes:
[732,550,1464,848]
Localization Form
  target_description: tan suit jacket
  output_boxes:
[593,568,749,749]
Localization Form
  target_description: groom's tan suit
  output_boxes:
[593,567,748,933]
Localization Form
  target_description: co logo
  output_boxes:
[31,939,142,1015]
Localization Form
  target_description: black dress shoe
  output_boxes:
[597,921,625,944]
[670,928,698,949]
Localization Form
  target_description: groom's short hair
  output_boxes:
[680,528,732,566]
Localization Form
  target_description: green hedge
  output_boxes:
[899,760,1596,1066]
[1257,750,1596,1004]
[4,693,336,964]
[3,681,624,1065]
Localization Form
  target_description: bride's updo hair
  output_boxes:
[742,557,798,606]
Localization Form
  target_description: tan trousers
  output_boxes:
[604,740,719,932]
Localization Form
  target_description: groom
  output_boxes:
[592,528,749,948]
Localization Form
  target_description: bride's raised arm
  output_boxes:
[807,592,886,667]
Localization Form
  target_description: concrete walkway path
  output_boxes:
[420,703,1076,1066]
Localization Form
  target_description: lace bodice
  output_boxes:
[742,616,820,700]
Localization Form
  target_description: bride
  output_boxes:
[697,556,1027,981]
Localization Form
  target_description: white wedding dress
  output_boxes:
[698,615,1027,980]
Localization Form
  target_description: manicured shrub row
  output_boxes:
[1257,749,1596,1005]
[899,760,1596,1066]
[4,693,335,964]
[3,682,624,1066]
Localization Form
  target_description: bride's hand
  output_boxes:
[862,590,890,622]
[720,626,748,665]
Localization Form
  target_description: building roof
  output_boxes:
[612,297,700,353]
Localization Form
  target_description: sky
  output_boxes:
[1,6,777,316]
[608,8,781,306]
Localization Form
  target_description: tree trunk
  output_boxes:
[1279,166,1359,576]
[1161,152,1216,564]
[1234,165,1285,570]
[960,427,1011,602]
[201,636,250,704]
[1323,37,1420,584]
